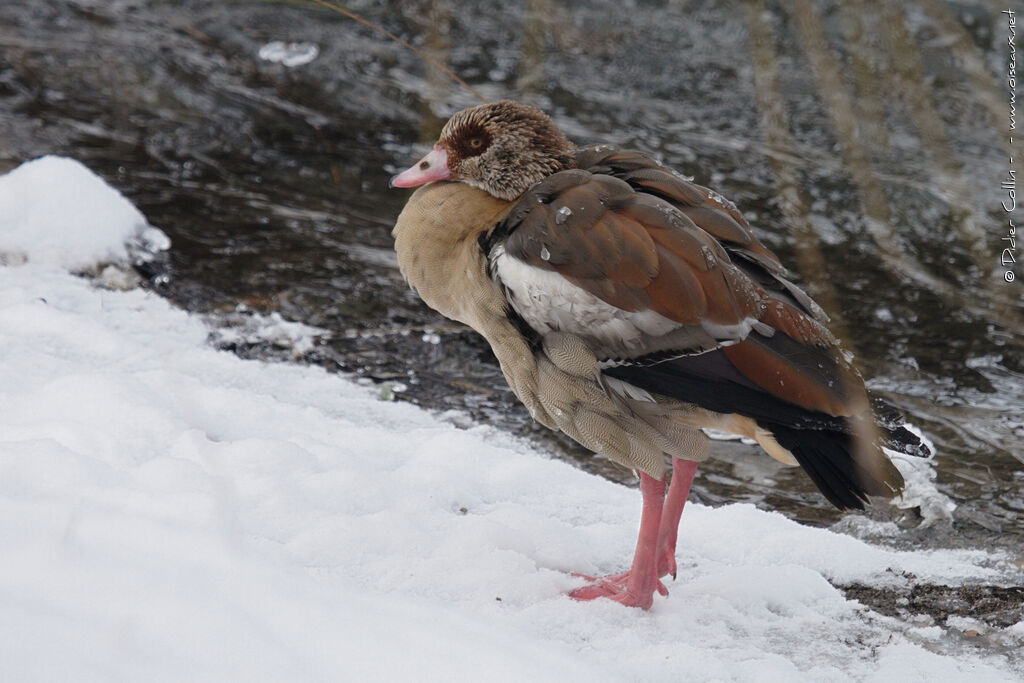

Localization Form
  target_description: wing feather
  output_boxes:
[478,144,911,506]
[645,245,707,323]
[483,145,858,421]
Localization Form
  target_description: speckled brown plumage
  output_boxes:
[437,101,575,201]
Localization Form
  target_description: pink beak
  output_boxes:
[390,145,452,188]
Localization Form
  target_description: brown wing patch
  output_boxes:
[619,168,707,206]
[606,215,660,288]
[722,338,855,416]
[613,194,724,273]
[677,205,754,250]
[488,154,867,424]
[760,299,836,347]
[496,169,766,329]
[505,173,657,284]
[580,146,824,323]
[577,144,781,265]
[644,245,707,324]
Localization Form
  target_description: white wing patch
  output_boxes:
[492,248,762,357]
[493,249,677,354]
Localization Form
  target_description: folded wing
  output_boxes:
[481,145,909,509]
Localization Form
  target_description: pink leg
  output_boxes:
[655,458,698,579]
[569,472,667,609]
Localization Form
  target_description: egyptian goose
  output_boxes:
[390,101,929,609]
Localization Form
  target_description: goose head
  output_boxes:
[391,100,575,201]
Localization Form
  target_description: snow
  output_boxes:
[0,156,164,271]
[206,308,330,356]
[258,41,320,68]
[1,157,1022,681]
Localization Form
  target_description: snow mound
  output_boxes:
[0,156,168,270]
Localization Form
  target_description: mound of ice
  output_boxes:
[0,156,168,270]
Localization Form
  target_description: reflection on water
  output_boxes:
[1,0,1021,549]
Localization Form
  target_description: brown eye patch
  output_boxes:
[447,123,491,163]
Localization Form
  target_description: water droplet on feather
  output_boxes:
[700,246,717,269]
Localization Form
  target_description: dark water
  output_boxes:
[1,0,1022,554]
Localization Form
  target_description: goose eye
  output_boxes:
[469,137,484,149]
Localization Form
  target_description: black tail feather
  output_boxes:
[767,422,905,511]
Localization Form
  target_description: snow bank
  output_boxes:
[0,157,1021,681]
[0,156,167,270]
